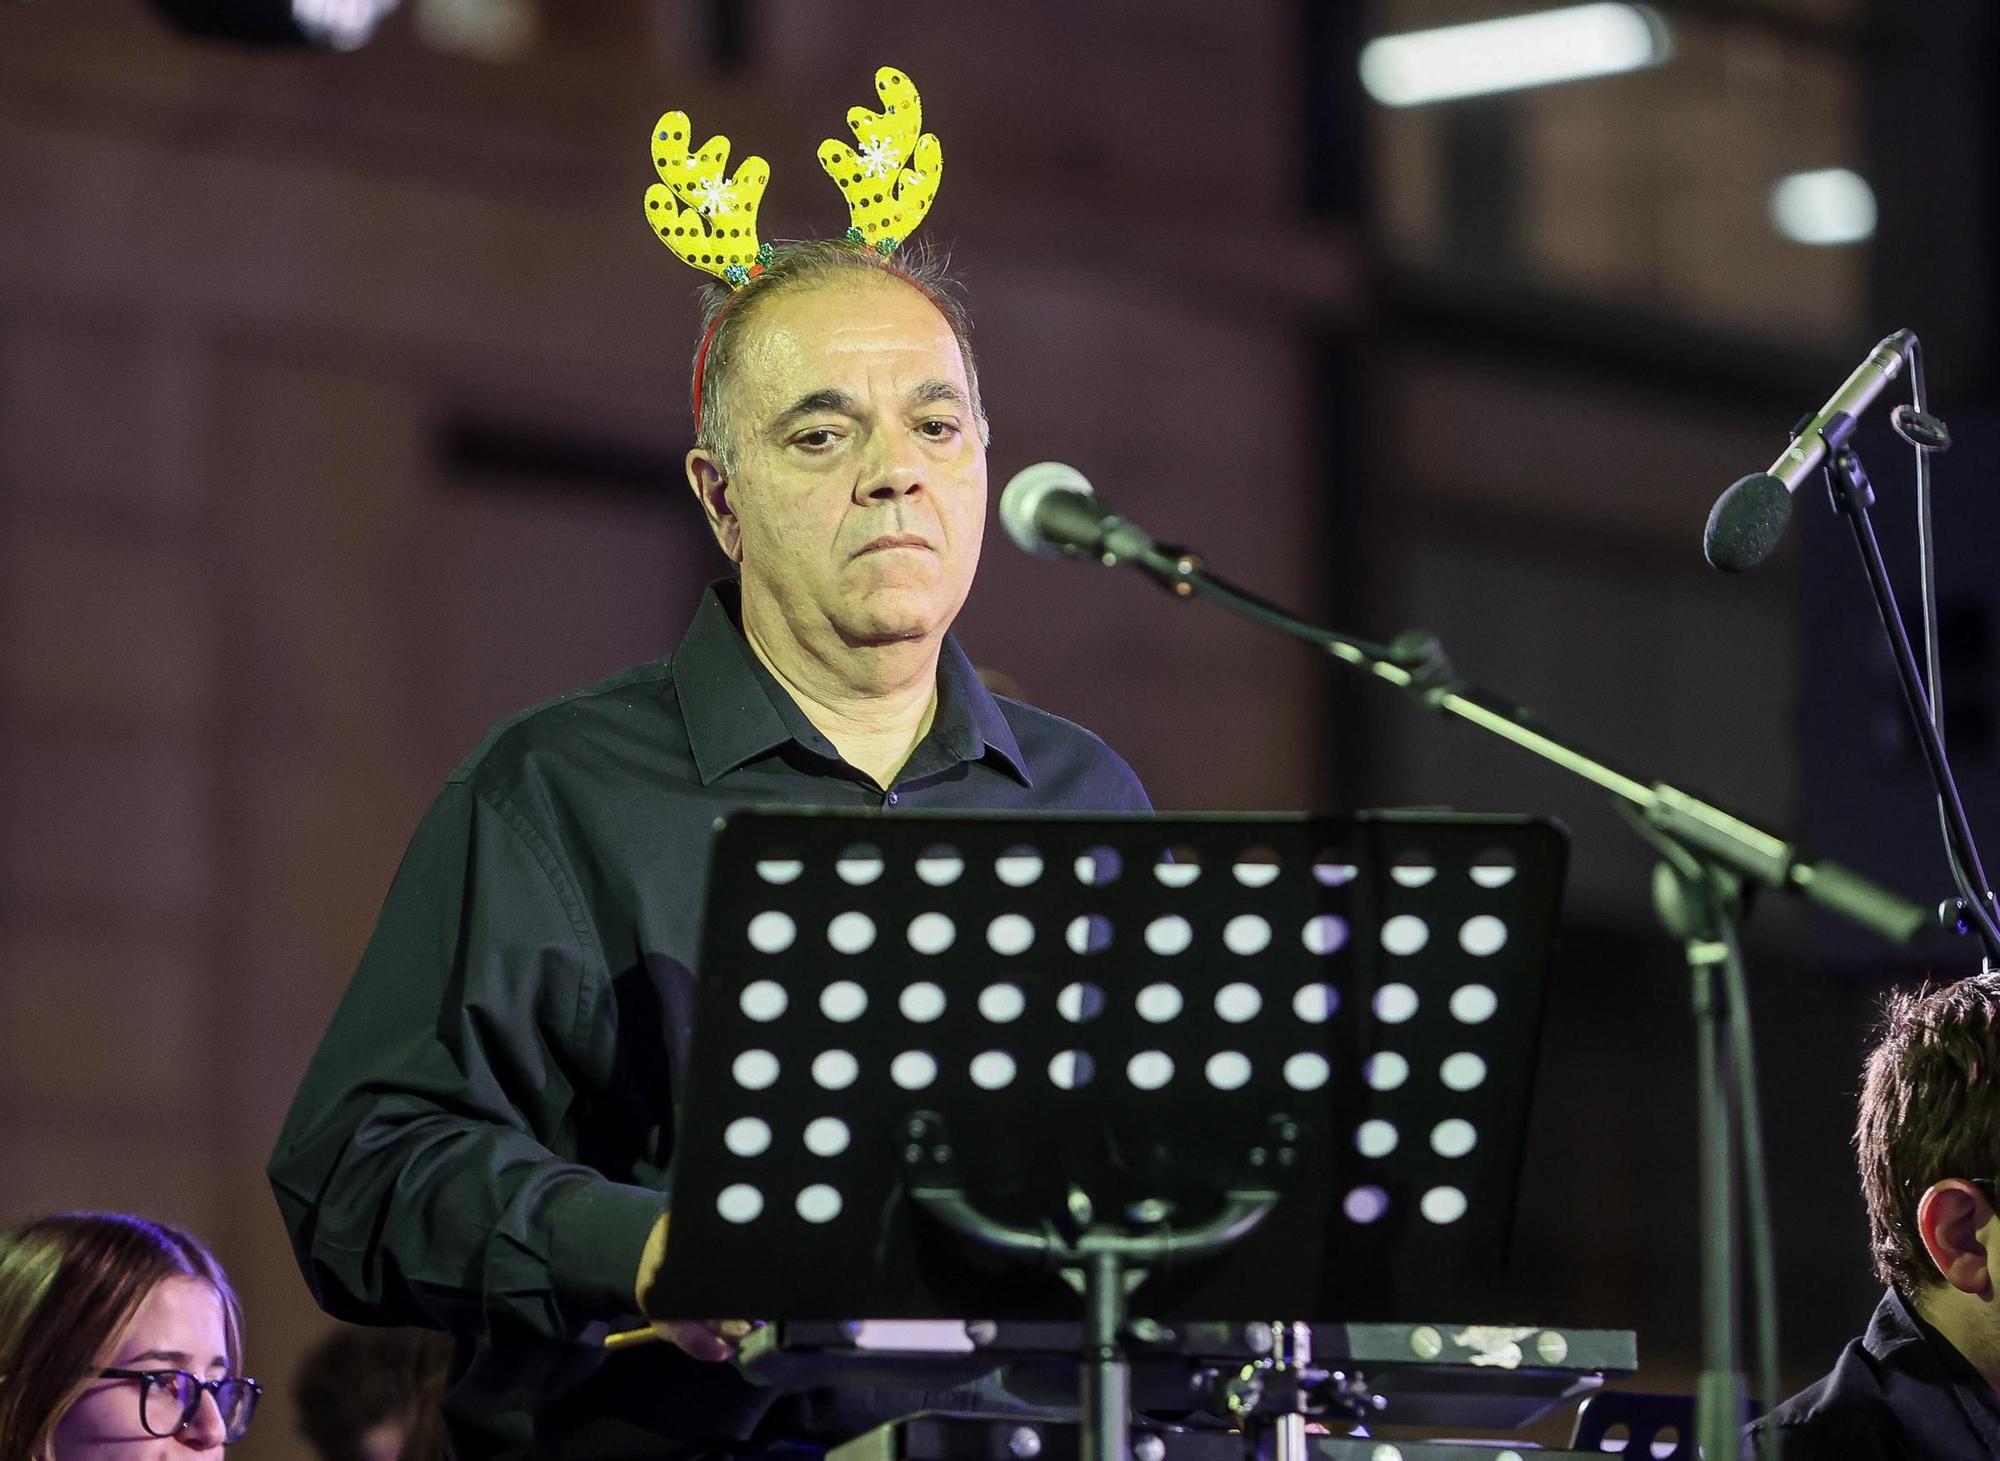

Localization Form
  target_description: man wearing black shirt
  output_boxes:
[269,242,1149,1460]
[1748,976,2000,1459]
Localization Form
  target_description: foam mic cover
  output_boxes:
[1703,473,1794,573]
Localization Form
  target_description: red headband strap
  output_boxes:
[690,300,731,435]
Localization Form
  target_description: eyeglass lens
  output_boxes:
[139,1370,259,1443]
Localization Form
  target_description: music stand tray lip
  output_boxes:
[710,806,1573,831]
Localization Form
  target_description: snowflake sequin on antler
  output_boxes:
[690,175,739,217]
[856,135,903,179]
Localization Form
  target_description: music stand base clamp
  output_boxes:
[1219,1321,1390,1461]
[902,1114,1292,1461]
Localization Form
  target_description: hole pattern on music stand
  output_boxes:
[805,1117,850,1156]
[828,914,875,955]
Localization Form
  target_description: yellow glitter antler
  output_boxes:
[643,110,772,287]
[817,66,942,254]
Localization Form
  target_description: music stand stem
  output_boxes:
[1082,1249,1130,1461]
[903,1115,1286,1461]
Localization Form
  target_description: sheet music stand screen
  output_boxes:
[654,811,1566,1322]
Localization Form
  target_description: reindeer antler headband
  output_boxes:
[645,66,945,429]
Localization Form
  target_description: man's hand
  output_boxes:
[632,1212,757,1362]
[651,1317,757,1361]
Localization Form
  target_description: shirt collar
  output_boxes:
[1877,1287,2000,1436]
[931,633,1032,787]
[672,581,1032,789]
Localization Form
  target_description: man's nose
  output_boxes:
[856,427,925,502]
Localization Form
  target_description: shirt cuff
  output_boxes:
[547,1178,668,1319]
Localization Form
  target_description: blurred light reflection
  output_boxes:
[1360,3,1671,108]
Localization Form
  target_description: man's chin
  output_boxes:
[833,593,955,648]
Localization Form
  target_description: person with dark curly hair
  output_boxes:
[1749,975,2000,1458]
[0,1211,259,1459]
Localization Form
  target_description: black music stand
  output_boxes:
[651,810,1567,1461]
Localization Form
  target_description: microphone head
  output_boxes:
[1000,461,1094,557]
[1704,472,1794,572]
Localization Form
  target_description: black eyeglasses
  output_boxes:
[95,1368,261,1444]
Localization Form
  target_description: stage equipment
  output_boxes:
[1002,461,1158,564]
[145,0,398,47]
[1703,328,1913,572]
[1701,330,1997,963]
[759,1318,1638,1461]
[1001,462,1939,1461]
[646,809,1572,1461]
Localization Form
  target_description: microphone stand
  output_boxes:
[1085,529,1935,1461]
[1818,421,2000,965]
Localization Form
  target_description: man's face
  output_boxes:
[689,273,986,651]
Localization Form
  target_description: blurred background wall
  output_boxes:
[2,0,1994,1453]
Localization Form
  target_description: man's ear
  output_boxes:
[685,448,743,564]
[1916,1179,1997,1295]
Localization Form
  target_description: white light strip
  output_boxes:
[1359,4,1671,108]
[294,0,401,50]
[1769,168,1878,246]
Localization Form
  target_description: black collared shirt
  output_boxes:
[1747,1286,2000,1459]
[268,585,1149,1460]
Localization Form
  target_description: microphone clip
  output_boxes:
[1891,404,1952,453]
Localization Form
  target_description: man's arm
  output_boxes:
[268,780,664,1341]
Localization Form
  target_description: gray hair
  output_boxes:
[691,238,989,476]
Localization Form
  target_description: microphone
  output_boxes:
[999,461,1155,561]
[1703,328,1914,572]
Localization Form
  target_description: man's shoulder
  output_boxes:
[447,657,685,794]
[1751,1363,1899,1459]
[1748,1316,1931,1461]
[992,694,1149,809]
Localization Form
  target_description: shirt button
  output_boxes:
[885,790,900,806]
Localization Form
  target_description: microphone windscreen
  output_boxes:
[1000,461,1093,557]
[1703,473,1794,573]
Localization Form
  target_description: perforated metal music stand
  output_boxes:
[652,809,1565,1328]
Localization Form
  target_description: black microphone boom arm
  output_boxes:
[1123,545,1930,946]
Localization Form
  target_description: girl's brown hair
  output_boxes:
[0,1212,244,1460]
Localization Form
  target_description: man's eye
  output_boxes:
[793,428,839,449]
[918,418,960,440]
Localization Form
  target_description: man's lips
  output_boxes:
[855,533,934,556]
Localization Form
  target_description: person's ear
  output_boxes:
[685,448,743,564]
[1916,1179,1997,1295]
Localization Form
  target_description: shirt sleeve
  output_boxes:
[267,779,666,1341]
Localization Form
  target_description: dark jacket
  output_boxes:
[1747,1286,2000,1459]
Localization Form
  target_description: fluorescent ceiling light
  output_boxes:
[1769,168,1877,246]
[1360,3,1671,108]
[293,0,399,49]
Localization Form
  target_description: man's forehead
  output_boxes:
[737,275,964,379]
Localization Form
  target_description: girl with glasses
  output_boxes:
[0,1212,259,1456]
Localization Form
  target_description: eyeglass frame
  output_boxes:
[94,1366,262,1443]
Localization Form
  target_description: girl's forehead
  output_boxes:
[110,1275,229,1360]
